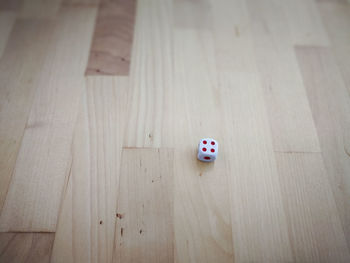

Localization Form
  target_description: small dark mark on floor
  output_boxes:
[139,229,142,234]
[116,213,124,219]
[99,220,103,225]
[152,180,154,183]
[199,173,202,176]
[121,228,124,236]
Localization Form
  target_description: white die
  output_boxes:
[197,138,218,162]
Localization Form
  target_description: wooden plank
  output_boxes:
[113,148,174,263]
[0,7,97,232]
[209,0,263,73]
[172,29,234,263]
[123,0,173,147]
[174,2,291,260]
[275,152,350,261]
[0,11,15,58]
[295,46,350,250]
[173,0,212,29]
[19,0,62,19]
[50,173,74,263]
[0,0,21,10]
[317,0,347,3]
[282,0,329,46]
[0,233,55,263]
[63,0,99,5]
[51,77,129,263]
[220,73,293,262]
[318,2,350,94]
[0,19,55,212]
[246,0,321,152]
[85,0,136,75]
[173,151,234,263]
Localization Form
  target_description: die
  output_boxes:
[197,138,218,162]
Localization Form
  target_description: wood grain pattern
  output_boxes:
[210,0,256,73]
[113,148,174,263]
[85,0,136,75]
[282,0,329,46]
[317,0,347,3]
[51,77,129,263]
[208,3,293,260]
[0,19,55,212]
[246,0,321,153]
[275,152,350,262]
[0,11,15,58]
[0,0,350,260]
[172,29,234,262]
[123,0,173,147]
[0,7,97,232]
[19,0,62,19]
[63,0,100,5]
[0,233,54,263]
[296,46,350,250]
[174,0,212,29]
[0,0,22,10]
[319,2,350,94]
[220,73,293,262]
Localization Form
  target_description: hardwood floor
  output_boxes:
[0,0,350,262]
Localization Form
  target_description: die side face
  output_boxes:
[198,138,218,162]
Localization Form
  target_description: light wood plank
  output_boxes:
[210,3,295,259]
[282,0,329,46]
[19,0,62,19]
[123,0,174,148]
[50,173,74,263]
[172,29,234,263]
[0,233,54,263]
[0,19,55,212]
[173,0,212,29]
[319,2,350,94]
[51,77,129,263]
[86,0,136,75]
[295,46,350,250]
[220,73,293,262]
[0,7,97,232]
[113,148,174,263]
[210,0,256,73]
[317,0,347,3]
[275,152,350,262]
[0,11,15,58]
[246,0,321,152]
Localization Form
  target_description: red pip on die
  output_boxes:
[197,138,218,162]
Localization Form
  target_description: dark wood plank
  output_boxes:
[0,233,55,263]
[0,0,22,10]
[86,0,137,76]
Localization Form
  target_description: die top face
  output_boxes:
[198,138,218,162]
[199,138,218,153]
